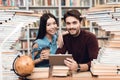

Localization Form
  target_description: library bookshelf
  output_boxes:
[1,0,117,54]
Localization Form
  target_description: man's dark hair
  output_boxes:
[64,9,83,22]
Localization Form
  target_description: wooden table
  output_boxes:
[3,72,120,80]
[2,69,120,80]
[18,76,120,80]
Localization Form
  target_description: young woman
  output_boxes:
[31,13,62,67]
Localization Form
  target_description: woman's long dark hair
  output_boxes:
[36,13,58,39]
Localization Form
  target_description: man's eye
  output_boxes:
[66,22,70,25]
[53,22,57,25]
[73,22,77,24]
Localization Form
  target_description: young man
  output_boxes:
[56,10,99,72]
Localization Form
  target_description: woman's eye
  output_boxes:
[47,23,50,26]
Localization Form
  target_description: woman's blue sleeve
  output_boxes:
[31,48,38,60]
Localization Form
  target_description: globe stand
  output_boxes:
[19,76,30,80]
[11,69,30,80]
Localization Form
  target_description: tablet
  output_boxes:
[49,54,72,66]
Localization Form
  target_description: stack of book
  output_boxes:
[72,71,92,78]
[98,47,120,64]
[112,12,120,21]
[91,47,120,78]
[111,34,120,40]
[52,65,69,77]
[85,10,114,48]
[107,40,120,48]
[0,21,25,51]
[90,22,120,78]
[91,59,118,77]
[27,67,49,79]
[0,10,40,54]
[107,33,120,48]
[1,51,20,80]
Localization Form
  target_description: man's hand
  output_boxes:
[64,58,78,71]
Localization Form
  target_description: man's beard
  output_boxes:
[68,28,80,37]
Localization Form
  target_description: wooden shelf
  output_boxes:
[29,27,39,30]
[20,38,35,41]
[61,6,89,9]
[61,26,100,30]
[97,36,109,40]
[19,6,59,10]
[0,6,18,10]
[25,26,101,31]
[17,49,28,51]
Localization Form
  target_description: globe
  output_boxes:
[13,55,34,77]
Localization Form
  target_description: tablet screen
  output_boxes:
[49,54,72,66]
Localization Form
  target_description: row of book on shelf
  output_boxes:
[0,0,25,7]
[0,0,90,7]
[61,0,90,7]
